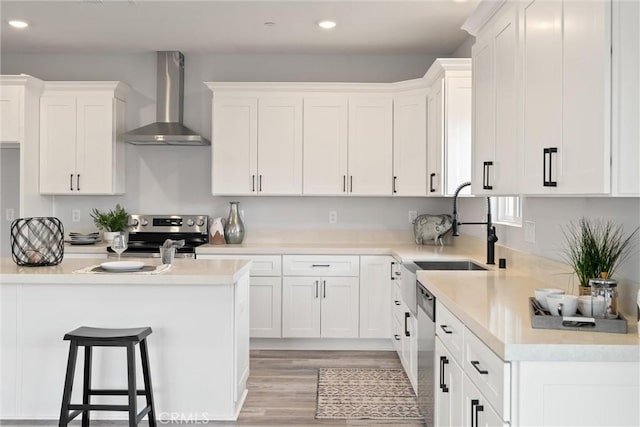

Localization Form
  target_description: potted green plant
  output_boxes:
[90,204,130,244]
[562,217,638,295]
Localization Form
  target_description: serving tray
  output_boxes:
[529,297,628,334]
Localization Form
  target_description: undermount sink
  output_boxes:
[413,260,488,271]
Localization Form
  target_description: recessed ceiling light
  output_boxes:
[317,20,337,30]
[8,20,29,29]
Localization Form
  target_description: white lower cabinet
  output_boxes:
[435,337,464,427]
[359,256,392,338]
[282,276,359,338]
[391,281,417,390]
[462,375,507,427]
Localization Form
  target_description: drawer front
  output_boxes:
[283,255,359,276]
[198,254,281,276]
[463,328,511,421]
[436,301,465,366]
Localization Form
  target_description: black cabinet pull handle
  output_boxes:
[429,173,436,193]
[311,264,330,267]
[323,280,326,298]
[76,174,80,191]
[439,356,449,392]
[394,334,400,341]
[440,325,453,334]
[252,175,255,192]
[474,399,484,427]
[471,360,488,375]
[393,176,397,193]
[394,300,401,306]
[343,175,346,192]
[315,280,318,298]
[483,161,493,190]
[259,174,263,192]
[543,147,558,187]
[404,312,410,337]
[70,174,73,191]
[350,176,353,193]
[390,261,395,280]
[471,399,482,427]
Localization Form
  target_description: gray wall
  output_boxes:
[0,147,20,258]
[1,52,451,234]
[451,35,474,58]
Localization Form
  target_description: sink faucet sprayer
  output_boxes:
[452,181,498,265]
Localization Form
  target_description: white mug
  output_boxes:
[547,294,578,317]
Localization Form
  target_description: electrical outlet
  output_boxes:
[5,208,15,222]
[329,210,338,224]
[72,209,81,222]
[524,221,536,243]
[408,210,418,224]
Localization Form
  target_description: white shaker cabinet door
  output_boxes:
[75,96,115,194]
[347,96,393,195]
[282,277,321,338]
[257,96,303,195]
[393,93,427,196]
[462,375,507,427]
[320,277,359,338]
[303,96,348,195]
[212,96,258,195]
[434,337,464,427]
[359,256,392,339]
[39,96,77,194]
[427,81,444,196]
[444,75,472,196]
[249,276,282,338]
[0,85,21,142]
[471,33,494,196]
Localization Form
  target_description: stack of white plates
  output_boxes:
[69,232,101,245]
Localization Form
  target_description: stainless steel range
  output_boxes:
[108,214,209,258]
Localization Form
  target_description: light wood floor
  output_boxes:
[2,350,425,427]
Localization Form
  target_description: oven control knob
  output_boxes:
[140,218,149,227]
[186,219,195,227]
[129,219,139,227]
[196,218,205,227]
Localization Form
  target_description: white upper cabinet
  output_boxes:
[303,96,348,195]
[211,93,302,195]
[39,82,127,195]
[348,96,393,195]
[612,0,640,196]
[393,92,427,196]
[0,85,21,143]
[519,0,611,194]
[471,3,519,195]
[212,96,258,195]
[424,59,472,197]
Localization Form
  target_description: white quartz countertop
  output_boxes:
[0,258,252,285]
[417,270,640,362]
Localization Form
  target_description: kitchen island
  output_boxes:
[0,258,251,421]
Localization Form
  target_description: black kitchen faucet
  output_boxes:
[451,181,498,265]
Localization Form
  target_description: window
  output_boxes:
[491,196,522,227]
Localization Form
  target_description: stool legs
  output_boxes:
[126,343,137,427]
[140,339,157,427]
[59,342,79,427]
[82,346,92,427]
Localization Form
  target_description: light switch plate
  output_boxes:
[72,209,81,222]
[408,210,417,224]
[329,210,337,224]
[5,208,15,222]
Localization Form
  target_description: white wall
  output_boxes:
[0,147,20,258]
[1,52,451,234]
[450,35,474,58]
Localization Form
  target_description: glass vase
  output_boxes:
[224,201,245,244]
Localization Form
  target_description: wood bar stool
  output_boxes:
[58,326,157,427]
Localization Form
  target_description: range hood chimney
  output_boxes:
[122,51,210,146]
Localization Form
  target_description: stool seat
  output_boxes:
[64,326,152,342]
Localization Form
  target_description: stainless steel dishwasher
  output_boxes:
[417,280,436,426]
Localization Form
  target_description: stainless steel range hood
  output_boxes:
[122,51,210,146]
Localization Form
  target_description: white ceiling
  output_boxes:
[0,0,478,54]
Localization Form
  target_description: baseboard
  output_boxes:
[250,338,394,351]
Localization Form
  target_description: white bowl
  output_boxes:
[535,288,565,310]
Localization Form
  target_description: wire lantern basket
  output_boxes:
[10,217,64,266]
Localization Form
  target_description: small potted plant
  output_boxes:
[562,217,638,295]
[90,204,130,245]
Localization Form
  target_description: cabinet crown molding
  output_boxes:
[0,74,44,90]
[42,81,130,100]
[461,0,507,36]
[205,81,394,94]
[422,58,472,86]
